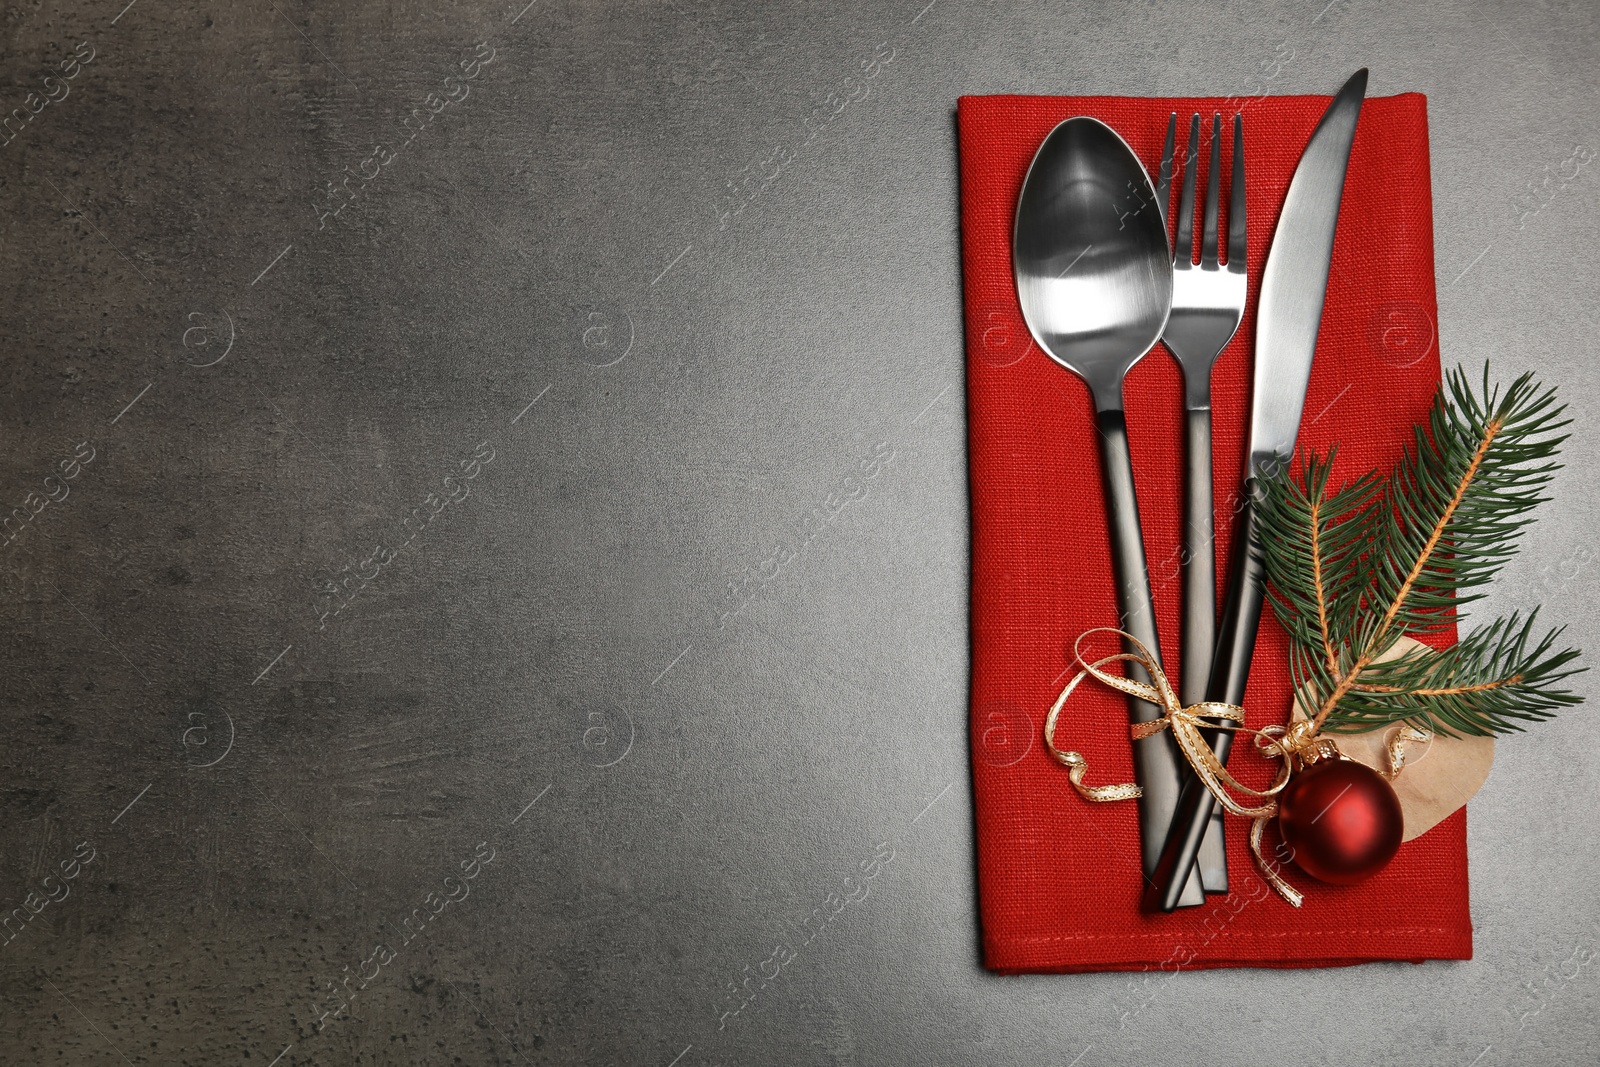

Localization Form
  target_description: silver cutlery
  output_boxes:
[1155,111,1249,893]
[1149,69,1370,911]
[1014,116,1205,907]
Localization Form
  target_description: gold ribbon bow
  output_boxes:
[1042,628,1333,908]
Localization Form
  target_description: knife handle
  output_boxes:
[1145,475,1267,912]
[1094,408,1205,906]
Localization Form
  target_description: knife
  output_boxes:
[1145,68,1369,912]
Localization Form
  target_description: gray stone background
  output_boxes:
[0,0,1595,1064]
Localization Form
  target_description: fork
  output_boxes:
[1155,111,1247,893]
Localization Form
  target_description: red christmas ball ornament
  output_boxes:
[1277,757,1404,885]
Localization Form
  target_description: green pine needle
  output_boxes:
[1259,364,1584,738]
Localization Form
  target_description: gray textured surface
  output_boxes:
[0,0,1597,1064]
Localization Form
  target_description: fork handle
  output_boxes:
[1094,407,1205,907]
[1182,406,1229,892]
[1179,407,1216,709]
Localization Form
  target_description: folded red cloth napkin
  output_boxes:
[961,91,1472,972]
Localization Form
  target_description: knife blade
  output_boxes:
[1145,68,1369,912]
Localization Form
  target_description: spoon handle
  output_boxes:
[1094,408,1205,906]
[1183,405,1229,893]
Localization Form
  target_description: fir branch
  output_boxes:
[1259,364,1584,738]
[1321,611,1584,736]
[1258,451,1382,717]
[1371,366,1569,635]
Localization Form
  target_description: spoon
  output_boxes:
[1013,116,1203,907]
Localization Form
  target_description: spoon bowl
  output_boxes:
[1014,117,1173,409]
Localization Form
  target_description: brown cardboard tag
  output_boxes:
[1291,635,1494,842]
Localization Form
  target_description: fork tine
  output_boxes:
[1173,113,1200,266]
[1155,112,1176,247]
[1200,113,1222,268]
[1227,112,1246,271]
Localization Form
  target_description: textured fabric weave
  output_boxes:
[959,92,1472,972]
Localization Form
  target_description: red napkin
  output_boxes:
[961,92,1472,972]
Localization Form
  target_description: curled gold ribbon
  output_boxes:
[1042,628,1333,908]
[1383,724,1434,779]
